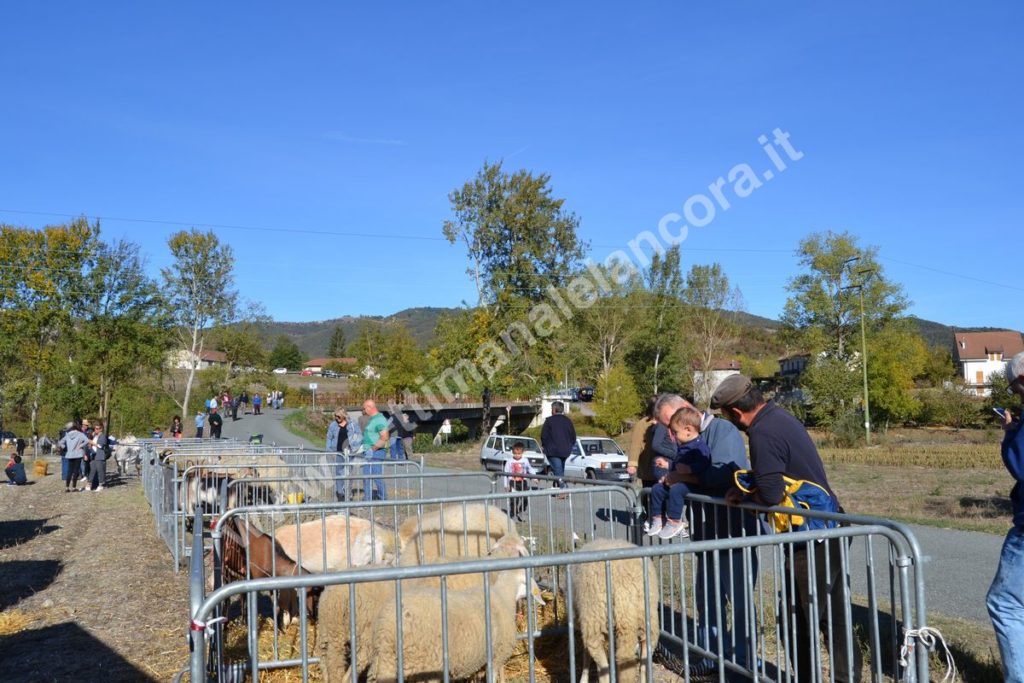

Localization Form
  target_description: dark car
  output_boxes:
[576,386,595,402]
[322,370,341,378]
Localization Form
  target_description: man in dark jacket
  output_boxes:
[208,407,223,439]
[714,374,861,683]
[540,401,575,490]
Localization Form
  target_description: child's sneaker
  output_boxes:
[644,517,664,536]
[658,519,689,540]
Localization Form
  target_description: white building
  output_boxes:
[167,349,228,370]
[953,330,1024,396]
[692,360,742,406]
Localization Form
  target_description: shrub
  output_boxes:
[827,409,866,448]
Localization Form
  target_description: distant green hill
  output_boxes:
[259,307,457,357]
[260,305,989,361]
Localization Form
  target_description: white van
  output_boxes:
[564,437,633,482]
[480,435,549,474]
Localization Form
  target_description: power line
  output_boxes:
[4,207,1021,293]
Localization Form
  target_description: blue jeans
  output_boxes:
[334,454,353,500]
[389,436,405,460]
[362,449,387,500]
[988,525,1024,682]
[547,456,567,488]
[649,481,692,521]
[690,502,761,675]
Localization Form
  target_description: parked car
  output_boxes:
[575,386,595,402]
[322,370,341,378]
[300,369,314,377]
[564,437,633,482]
[272,367,288,374]
[480,435,549,474]
[541,386,576,401]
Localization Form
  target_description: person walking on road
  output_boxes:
[541,401,575,492]
[389,411,416,460]
[989,350,1024,682]
[253,393,262,415]
[208,407,223,439]
[714,375,861,683]
[361,400,389,500]
[59,420,88,492]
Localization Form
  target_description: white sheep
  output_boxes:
[397,503,518,565]
[366,553,536,683]
[571,538,661,683]
[316,534,532,683]
[273,514,396,572]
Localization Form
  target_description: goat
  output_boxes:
[217,515,321,626]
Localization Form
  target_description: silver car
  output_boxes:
[480,435,549,474]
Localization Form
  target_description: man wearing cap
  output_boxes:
[713,374,861,683]
[989,350,1024,681]
[652,392,756,678]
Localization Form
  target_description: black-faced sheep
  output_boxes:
[571,538,661,683]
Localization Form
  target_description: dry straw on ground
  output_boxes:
[0,609,32,636]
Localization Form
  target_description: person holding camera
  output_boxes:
[989,351,1024,682]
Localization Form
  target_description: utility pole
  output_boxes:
[843,257,874,446]
[856,281,871,445]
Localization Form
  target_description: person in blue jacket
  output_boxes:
[5,454,27,485]
[989,350,1024,682]
[652,392,758,678]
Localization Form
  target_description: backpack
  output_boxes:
[733,470,839,533]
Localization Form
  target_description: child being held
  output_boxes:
[503,441,537,521]
[645,406,712,539]
[5,454,27,486]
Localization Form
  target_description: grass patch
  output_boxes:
[825,451,1012,534]
[283,409,330,446]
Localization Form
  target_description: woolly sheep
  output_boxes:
[571,538,661,683]
[397,503,518,565]
[366,557,534,682]
[317,534,532,683]
[273,514,396,572]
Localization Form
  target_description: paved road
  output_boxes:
[219,405,319,449]
[221,408,1006,625]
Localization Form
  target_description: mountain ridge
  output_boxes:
[259,307,1000,359]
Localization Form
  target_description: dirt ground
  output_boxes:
[0,458,189,683]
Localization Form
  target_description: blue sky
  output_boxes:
[1,3,1021,329]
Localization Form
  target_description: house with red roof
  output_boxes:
[953,330,1024,396]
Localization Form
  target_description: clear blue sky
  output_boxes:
[2,3,1021,329]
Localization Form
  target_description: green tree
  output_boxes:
[593,364,640,435]
[78,239,172,429]
[781,231,908,357]
[213,303,270,382]
[328,325,347,357]
[867,326,929,426]
[268,336,305,370]
[350,321,424,402]
[683,263,742,405]
[627,246,687,396]
[443,160,587,306]
[0,220,97,436]
[920,346,956,387]
[801,356,860,428]
[561,262,642,380]
[161,229,238,416]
